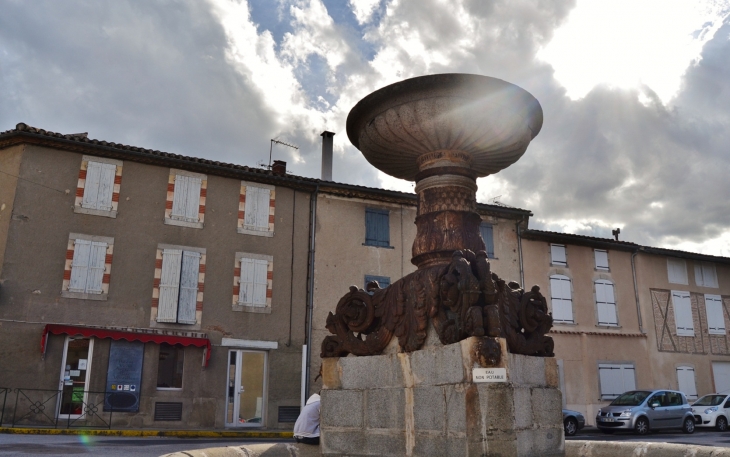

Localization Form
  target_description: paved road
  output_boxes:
[568,427,730,448]
[0,435,293,457]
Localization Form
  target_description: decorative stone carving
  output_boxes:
[322,74,553,359]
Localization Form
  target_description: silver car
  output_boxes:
[595,390,695,435]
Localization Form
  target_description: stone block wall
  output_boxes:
[320,337,564,457]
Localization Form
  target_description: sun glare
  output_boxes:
[538,0,729,104]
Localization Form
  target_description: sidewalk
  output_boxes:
[0,426,293,439]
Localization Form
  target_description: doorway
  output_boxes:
[57,337,94,419]
[225,350,267,427]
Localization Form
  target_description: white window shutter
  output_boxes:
[621,366,636,391]
[699,263,718,288]
[239,258,255,304]
[177,251,200,324]
[668,259,687,284]
[158,249,182,322]
[252,259,268,306]
[599,364,621,399]
[85,241,107,293]
[550,275,573,323]
[184,177,201,221]
[677,367,698,399]
[595,250,609,270]
[69,239,92,292]
[551,244,566,265]
[96,163,116,211]
[596,281,618,325]
[256,187,270,229]
[171,175,190,219]
[243,186,259,229]
[672,291,694,336]
[81,162,102,209]
[706,294,725,334]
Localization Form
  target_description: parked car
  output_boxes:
[595,390,695,435]
[562,409,585,436]
[692,394,730,431]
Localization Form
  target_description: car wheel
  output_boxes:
[634,417,650,435]
[564,417,578,436]
[683,416,696,434]
[717,416,728,432]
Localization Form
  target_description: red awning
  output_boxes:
[42,324,211,366]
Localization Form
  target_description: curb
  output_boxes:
[0,427,293,439]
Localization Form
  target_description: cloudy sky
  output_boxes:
[1,0,729,254]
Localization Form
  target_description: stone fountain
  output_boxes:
[319,74,564,457]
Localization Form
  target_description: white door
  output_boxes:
[57,337,94,419]
[713,362,730,394]
[225,350,267,427]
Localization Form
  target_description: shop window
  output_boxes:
[157,343,184,389]
[365,208,390,247]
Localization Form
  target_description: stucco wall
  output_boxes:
[0,144,310,429]
[0,144,23,279]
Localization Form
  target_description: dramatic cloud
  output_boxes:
[1,0,729,253]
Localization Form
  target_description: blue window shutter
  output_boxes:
[480,223,495,258]
[365,209,390,247]
[365,275,391,294]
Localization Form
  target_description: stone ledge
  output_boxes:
[566,440,730,457]
[160,443,320,457]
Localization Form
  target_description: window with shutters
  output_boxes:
[364,208,391,248]
[695,262,719,288]
[480,222,495,258]
[705,294,725,335]
[62,234,114,301]
[152,245,205,326]
[667,258,688,285]
[594,249,609,270]
[550,244,567,266]
[595,280,618,326]
[164,170,206,229]
[238,181,275,237]
[365,275,390,295]
[233,252,273,314]
[550,274,574,323]
[74,156,122,218]
[598,363,636,400]
[671,290,694,336]
[157,343,184,390]
[676,366,698,400]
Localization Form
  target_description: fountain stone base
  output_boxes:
[320,337,565,457]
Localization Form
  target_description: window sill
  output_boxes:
[165,218,204,229]
[595,268,610,272]
[233,304,272,314]
[150,320,201,330]
[551,263,568,267]
[595,324,621,329]
[62,291,108,301]
[554,321,577,326]
[156,387,183,391]
[237,227,274,237]
[362,243,395,249]
[74,207,117,218]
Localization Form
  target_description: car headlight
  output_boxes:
[705,407,719,414]
[619,410,632,417]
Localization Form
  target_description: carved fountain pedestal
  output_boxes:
[319,74,564,457]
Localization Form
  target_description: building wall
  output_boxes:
[0,144,23,279]
[0,144,310,429]
[522,238,650,424]
[636,252,730,397]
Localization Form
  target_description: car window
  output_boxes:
[695,395,726,406]
[666,392,683,406]
[724,398,730,408]
[648,393,665,407]
[610,391,652,406]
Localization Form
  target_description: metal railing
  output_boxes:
[0,387,9,425]
[11,388,116,429]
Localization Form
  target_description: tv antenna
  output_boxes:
[269,138,298,168]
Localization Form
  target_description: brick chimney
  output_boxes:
[272,160,287,175]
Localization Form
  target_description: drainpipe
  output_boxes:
[516,217,526,287]
[304,183,320,399]
[631,249,645,334]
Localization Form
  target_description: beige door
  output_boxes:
[57,337,94,419]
